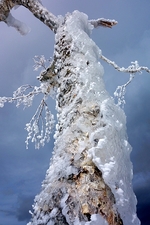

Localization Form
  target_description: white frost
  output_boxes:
[74,214,108,225]
[28,10,140,225]
[85,214,108,225]
[6,13,30,35]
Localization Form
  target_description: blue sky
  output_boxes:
[0,0,150,224]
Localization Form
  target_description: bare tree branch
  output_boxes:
[0,0,15,20]
[90,18,118,28]
[0,0,59,33]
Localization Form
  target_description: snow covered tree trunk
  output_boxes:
[27,11,140,225]
[0,1,141,224]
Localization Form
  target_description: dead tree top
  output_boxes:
[0,0,117,34]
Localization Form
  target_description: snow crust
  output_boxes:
[28,11,140,225]
[6,13,30,35]
[55,11,139,224]
[74,214,108,225]
[85,214,108,225]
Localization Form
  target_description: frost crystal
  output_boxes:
[25,99,55,149]
[0,97,7,107]
[100,55,149,107]
[0,75,55,149]
[114,74,135,107]
[33,55,50,71]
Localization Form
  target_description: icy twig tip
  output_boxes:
[90,18,118,28]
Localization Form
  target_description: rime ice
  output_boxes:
[6,13,30,35]
[28,11,140,225]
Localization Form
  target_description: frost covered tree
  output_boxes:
[1,1,150,224]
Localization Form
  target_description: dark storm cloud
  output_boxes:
[16,195,34,222]
[137,203,150,225]
[126,85,150,172]
[135,181,150,225]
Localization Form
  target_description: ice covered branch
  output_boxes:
[114,74,135,107]
[0,0,59,34]
[0,84,42,108]
[0,83,55,149]
[0,54,57,148]
[0,1,118,34]
[25,98,55,149]
[100,55,150,107]
[100,54,150,74]
[33,55,48,71]
[90,18,118,28]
